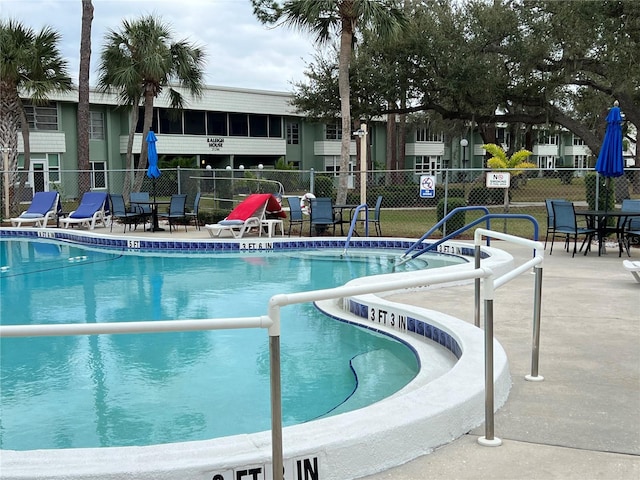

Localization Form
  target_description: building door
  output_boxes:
[30,160,49,194]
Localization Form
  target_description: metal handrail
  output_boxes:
[342,203,368,255]
[401,212,540,264]
[472,228,544,447]
[401,206,492,260]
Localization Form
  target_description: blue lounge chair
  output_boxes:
[61,192,109,230]
[10,191,61,228]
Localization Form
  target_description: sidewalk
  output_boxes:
[363,240,640,480]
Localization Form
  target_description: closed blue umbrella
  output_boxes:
[146,130,161,200]
[594,102,624,210]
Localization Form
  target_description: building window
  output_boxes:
[23,102,58,131]
[325,122,342,140]
[48,154,60,183]
[538,131,558,145]
[416,128,443,142]
[89,111,105,140]
[159,108,183,134]
[135,107,159,133]
[184,110,206,135]
[229,113,248,136]
[573,135,585,146]
[496,127,510,146]
[574,155,587,169]
[286,122,299,144]
[415,155,441,174]
[207,112,227,136]
[269,116,282,137]
[249,114,268,137]
[90,161,107,189]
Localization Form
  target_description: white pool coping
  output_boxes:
[0,238,514,480]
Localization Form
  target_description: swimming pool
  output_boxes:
[0,228,516,480]
[0,238,465,451]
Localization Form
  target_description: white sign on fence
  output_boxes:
[486,172,511,188]
[419,175,436,198]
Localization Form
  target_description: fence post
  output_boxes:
[309,168,315,195]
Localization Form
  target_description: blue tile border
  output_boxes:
[345,297,462,359]
[1,229,479,258]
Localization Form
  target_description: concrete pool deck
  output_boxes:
[4,225,639,479]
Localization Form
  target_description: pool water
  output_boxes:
[0,239,462,451]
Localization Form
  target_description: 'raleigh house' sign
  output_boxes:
[208,137,225,151]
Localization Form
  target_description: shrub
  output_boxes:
[584,172,615,211]
[314,175,334,198]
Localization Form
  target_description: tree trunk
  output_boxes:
[0,85,22,216]
[385,101,396,186]
[77,0,93,195]
[336,20,353,205]
[123,104,140,201]
[134,90,155,193]
[18,106,31,206]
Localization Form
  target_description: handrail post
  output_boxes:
[526,264,545,382]
[268,302,284,480]
[478,273,502,447]
[474,244,481,328]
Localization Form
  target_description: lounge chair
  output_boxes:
[623,260,640,283]
[10,191,61,227]
[60,192,109,230]
[205,193,285,238]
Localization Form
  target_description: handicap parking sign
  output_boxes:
[419,175,436,198]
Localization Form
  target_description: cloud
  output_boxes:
[1,0,317,92]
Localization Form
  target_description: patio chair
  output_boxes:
[549,200,596,257]
[309,197,338,236]
[157,194,188,233]
[129,192,153,225]
[355,195,383,236]
[185,192,201,230]
[205,193,285,239]
[544,198,565,249]
[60,192,109,230]
[620,199,640,257]
[10,191,61,228]
[285,196,308,236]
[109,194,143,233]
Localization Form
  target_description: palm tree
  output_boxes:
[252,0,405,204]
[96,15,205,195]
[483,143,536,231]
[0,20,72,216]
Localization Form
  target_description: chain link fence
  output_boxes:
[2,167,639,240]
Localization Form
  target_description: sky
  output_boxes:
[1,0,319,92]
